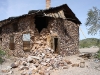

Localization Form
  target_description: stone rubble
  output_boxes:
[1,48,85,75]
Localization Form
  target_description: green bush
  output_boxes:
[94,49,100,60]
[79,38,100,48]
[0,49,6,64]
[0,49,6,56]
[0,57,4,64]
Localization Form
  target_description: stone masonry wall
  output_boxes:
[47,19,79,56]
[1,16,79,57]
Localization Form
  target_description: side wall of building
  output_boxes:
[47,19,79,56]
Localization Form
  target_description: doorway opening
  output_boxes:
[51,36,59,53]
[54,37,58,53]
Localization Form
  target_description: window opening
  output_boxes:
[13,22,18,32]
[23,33,30,51]
[9,35,15,50]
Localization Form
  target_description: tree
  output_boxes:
[86,7,100,35]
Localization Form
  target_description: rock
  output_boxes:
[7,70,13,75]
[1,66,11,73]
[11,63,18,68]
[22,61,28,66]
[32,56,40,60]
[21,70,27,75]
[63,66,68,69]
[41,62,47,66]
[1,69,10,73]
[45,58,50,63]
[46,66,53,71]
[44,71,50,75]
[64,60,72,64]
[94,59,100,63]
[27,55,40,63]
[41,53,45,57]
[15,60,21,66]
[19,66,29,70]
[32,69,38,75]
[79,53,92,59]
[38,70,45,75]
[58,61,65,66]
[72,64,79,67]
[27,55,33,63]
[52,62,59,68]
[29,64,37,70]
[80,62,85,68]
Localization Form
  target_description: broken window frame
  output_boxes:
[22,33,31,51]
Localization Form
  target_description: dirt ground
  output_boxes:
[50,48,100,75]
[0,48,100,75]
[79,47,99,53]
[50,55,100,75]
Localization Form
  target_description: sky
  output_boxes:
[0,0,100,40]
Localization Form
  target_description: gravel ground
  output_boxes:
[79,47,99,53]
[50,55,100,75]
[50,67,100,75]
[50,48,100,75]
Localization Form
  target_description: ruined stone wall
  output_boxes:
[47,19,79,56]
[1,16,79,57]
[1,15,35,57]
[63,20,79,55]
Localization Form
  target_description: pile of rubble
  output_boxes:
[1,48,64,75]
[1,48,83,75]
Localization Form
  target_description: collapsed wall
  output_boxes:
[1,15,79,57]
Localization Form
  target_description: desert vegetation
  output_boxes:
[0,49,6,64]
[79,38,100,48]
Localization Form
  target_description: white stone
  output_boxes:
[36,41,41,44]
[41,62,47,66]
[45,58,51,62]
[32,56,40,60]
[42,53,45,57]
[27,55,33,62]
[29,64,37,70]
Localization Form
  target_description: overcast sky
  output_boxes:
[0,0,100,40]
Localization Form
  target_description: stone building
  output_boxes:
[0,4,81,57]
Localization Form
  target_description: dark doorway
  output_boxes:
[54,38,58,53]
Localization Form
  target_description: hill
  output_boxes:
[79,38,100,48]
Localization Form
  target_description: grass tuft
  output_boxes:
[94,48,100,60]
[0,49,6,64]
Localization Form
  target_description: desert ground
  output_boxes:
[0,47,100,75]
[79,47,99,53]
[50,47,100,75]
